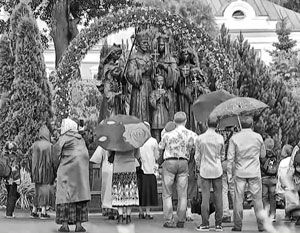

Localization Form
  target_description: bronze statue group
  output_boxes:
[98,29,209,142]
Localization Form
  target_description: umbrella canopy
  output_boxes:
[192,90,235,123]
[209,97,268,121]
[95,114,151,152]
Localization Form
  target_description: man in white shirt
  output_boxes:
[227,116,266,232]
[195,118,225,232]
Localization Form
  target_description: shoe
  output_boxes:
[58,226,70,232]
[40,213,50,219]
[231,227,241,231]
[176,221,184,228]
[139,213,145,219]
[75,226,86,232]
[272,218,276,223]
[126,215,131,224]
[196,225,210,231]
[31,212,39,218]
[222,216,231,223]
[258,230,265,232]
[163,222,176,228]
[295,218,300,226]
[145,214,153,220]
[5,214,15,219]
[215,225,223,232]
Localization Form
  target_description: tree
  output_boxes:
[284,0,300,13]
[269,18,300,101]
[218,25,300,151]
[0,0,138,67]
[136,0,217,37]
[0,2,52,154]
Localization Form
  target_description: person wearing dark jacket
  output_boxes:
[31,125,54,219]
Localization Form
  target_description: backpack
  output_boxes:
[0,156,11,179]
[262,151,278,176]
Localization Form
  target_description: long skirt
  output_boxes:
[137,173,158,206]
[33,184,50,207]
[56,201,88,225]
[111,172,139,207]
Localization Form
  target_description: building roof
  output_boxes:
[203,0,300,30]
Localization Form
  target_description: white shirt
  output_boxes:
[140,137,159,174]
[195,128,225,179]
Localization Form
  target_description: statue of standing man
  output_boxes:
[126,30,154,123]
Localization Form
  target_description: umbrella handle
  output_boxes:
[237,115,242,130]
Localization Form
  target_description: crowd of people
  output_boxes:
[1,111,300,232]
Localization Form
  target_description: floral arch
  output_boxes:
[54,7,233,123]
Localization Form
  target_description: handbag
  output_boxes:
[191,189,216,215]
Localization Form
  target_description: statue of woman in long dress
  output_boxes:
[126,31,154,123]
[98,44,126,121]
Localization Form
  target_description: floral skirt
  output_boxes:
[112,172,139,207]
[56,201,88,225]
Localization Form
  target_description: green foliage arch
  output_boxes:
[55,6,233,123]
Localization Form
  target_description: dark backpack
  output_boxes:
[0,156,11,179]
[262,151,278,176]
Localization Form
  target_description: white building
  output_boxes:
[205,0,300,64]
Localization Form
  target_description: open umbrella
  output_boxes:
[95,115,151,152]
[192,90,235,123]
[209,97,268,121]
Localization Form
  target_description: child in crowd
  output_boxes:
[260,138,278,221]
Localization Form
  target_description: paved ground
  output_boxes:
[0,209,298,233]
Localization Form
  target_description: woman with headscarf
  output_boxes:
[30,125,54,219]
[52,118,91,232]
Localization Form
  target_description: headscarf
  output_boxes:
[61,118,78,135]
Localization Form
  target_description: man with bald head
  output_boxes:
[227,116,266,232]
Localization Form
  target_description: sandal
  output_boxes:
[75,226,86,232]
[58,226,70,232]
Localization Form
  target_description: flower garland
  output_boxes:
[54,6,233,123]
